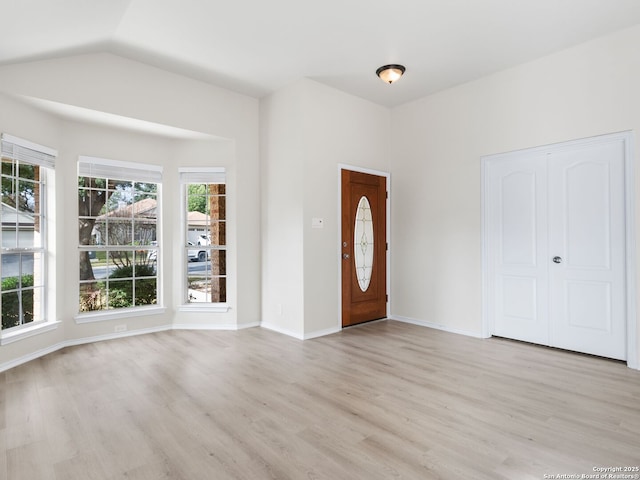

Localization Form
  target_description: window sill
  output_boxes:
[178,303,230,313]
[75,306,167,324]
[0,320,61,345]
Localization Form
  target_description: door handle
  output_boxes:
[343,253,350,259]
[553,256,562,264]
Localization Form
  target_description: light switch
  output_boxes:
[311,218,324,229]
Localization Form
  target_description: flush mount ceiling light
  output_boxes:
[376,64,406,84]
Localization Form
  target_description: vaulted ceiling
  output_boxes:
[3,0,640,107]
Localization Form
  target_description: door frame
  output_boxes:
[338,164,391,329]
[481,131,637,369]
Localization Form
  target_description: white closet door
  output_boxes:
[548,140,627,360]
[485,134,628,361]
[488,152,549,345]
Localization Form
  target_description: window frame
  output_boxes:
[75,156,165,323]
[0,133,58,341]
[179,167,229,313]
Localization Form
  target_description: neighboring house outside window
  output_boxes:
[0,134,55,331]
[77,156,162,316]
[180,168,226,305]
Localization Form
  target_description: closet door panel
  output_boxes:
[487,154,549,345]
[548,141,627,360]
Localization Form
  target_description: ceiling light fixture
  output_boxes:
[376,64,406,84]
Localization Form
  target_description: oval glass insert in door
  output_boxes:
[354,196,374,292]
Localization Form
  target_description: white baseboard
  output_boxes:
[260,322,304,340]
[303,326,341,340]
[65,325,173,348]
[172,322,259,331]
[260,322,342,340]
[237,322,262,330]
[390,315,485,339]
[0,341,67,373]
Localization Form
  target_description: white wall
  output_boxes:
[260,79,390,338]
[390,24,640,365]
[260,81,306,337]
[0,53,260,370]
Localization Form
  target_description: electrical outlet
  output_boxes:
[114,324,127,333]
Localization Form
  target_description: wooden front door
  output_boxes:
[341,169,387,327]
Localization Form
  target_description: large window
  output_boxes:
[180,168,226,305]
[0,134,55,331]
[78,157,162,315]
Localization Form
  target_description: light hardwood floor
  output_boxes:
[1,320,639,479]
